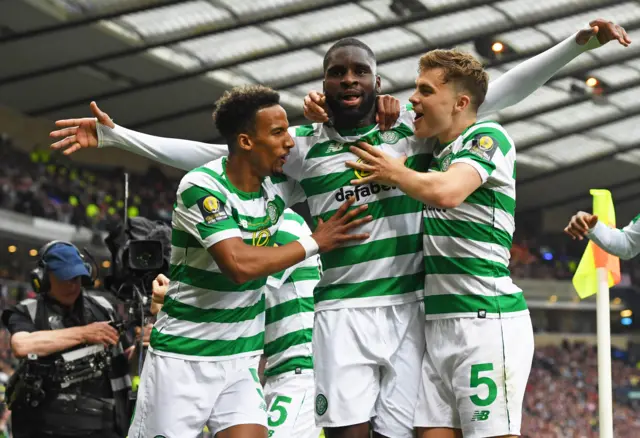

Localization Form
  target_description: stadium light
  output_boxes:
[612,297,622,305]
[29,249,38,257]
[585,76,599,88]
[491,41,504,53]
[621,309,633,318]
[549,295,558,303]
[102,260,111,269]
[621,317,633,326]
[8,245,16,253]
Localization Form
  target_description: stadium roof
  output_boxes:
[1,0,640,217]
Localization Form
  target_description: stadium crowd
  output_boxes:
[0,134,177,231]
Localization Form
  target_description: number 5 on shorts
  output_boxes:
[470,363,497,407]
[268,395,292,427]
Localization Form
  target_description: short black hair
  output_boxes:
[212,85,281,152]
[323,38,376,72]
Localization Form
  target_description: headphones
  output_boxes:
[29,240,94,294]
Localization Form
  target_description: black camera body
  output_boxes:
[6,344,114,411]
[103,217,171,326]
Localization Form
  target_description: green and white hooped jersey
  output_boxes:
[286,109,433,311]
[264,210,321,377]
[151,157,305,361]
[423,121,527,320]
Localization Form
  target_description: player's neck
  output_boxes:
[437,112,477,144]
[331,107,377,132]
[225,155,262,194]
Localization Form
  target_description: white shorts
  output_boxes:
[265,371,320,438]
[414,315,534,438]
[128,351,268,438]
[313,303,425,438]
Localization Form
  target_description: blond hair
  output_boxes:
[418,49,489,110]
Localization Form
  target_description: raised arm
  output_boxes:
[478,19,631,118]
[565,212,640,260]
[49,102,227,171]
[98,123,226,171]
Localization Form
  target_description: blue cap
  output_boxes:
[44,244,90,281]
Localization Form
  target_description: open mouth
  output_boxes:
[280,154,289,164]
[414,110,424,122]
[340,91,362,108]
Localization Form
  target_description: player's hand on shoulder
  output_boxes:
[82,321,119,346]
[311,196,372,253]
[576,19,631,47]
[564,211,599,240]
[50,101,115,155]
[303,91,329,123]
[376,94,401,131]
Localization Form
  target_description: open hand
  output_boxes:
[312,196,372,253]
[576,19,631,47]
[346,142,407,186]
[50,101,114,155]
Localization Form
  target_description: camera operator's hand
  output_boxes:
[81,322,119,347]
[151,273,169,316]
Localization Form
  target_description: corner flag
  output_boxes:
[572,189,621,299]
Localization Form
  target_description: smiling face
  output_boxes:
[323,46,381,127]
[409,49,489,140]
[409,68,461,139]
[242,105,295,177]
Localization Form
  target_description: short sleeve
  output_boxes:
[2,307,36,334]
[451,125,514,184]
[174,173,242,249]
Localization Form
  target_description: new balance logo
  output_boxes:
[327,143,345,153]
[471,410,490,422]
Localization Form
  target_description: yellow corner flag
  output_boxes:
[572,189,621,299]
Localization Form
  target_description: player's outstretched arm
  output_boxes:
[479,19,631,118]
[565,212,640,260]
[210,197,372,284]
[50,102,229,172]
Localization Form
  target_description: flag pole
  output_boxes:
[596,266,614,438]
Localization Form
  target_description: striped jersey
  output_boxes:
[422,121,527,319]
[151,157,304,361]
[285,109,433,311]
[264,210,321,377]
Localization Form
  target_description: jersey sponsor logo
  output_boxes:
[334,182,396,203]
[425,205,447,213]
[353,158,371,180]
[326,142,346,153]
[315,394,328,416]
[380,130,400,144]
[197,195,228,224]
[252,229,272,247]
[470,134,498,161]
[471,410,490,422]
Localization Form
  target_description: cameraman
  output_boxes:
[1,242,131,438]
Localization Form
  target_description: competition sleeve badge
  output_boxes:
[197,195,228,223]
[470,134,498,161]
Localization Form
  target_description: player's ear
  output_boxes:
[375,75,382,94]
[237,133,253,152]
[454,94,471,114]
